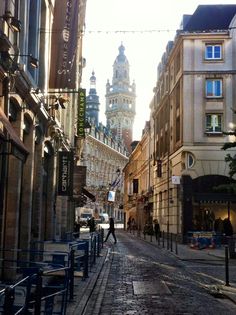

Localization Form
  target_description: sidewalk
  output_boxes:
[127,230,233,261]
[129,230,236,305]
[66,240,110,315]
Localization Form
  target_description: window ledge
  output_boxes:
[205,97,223,100]
[204,59,223,62]
[205,132,223,136]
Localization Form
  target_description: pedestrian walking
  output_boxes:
[153,219,160,241]
[127,217,131,232]
[104,217,117,243]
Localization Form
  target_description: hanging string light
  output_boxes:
[85,29,175,35]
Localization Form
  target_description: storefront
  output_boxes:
[182,174,236,238]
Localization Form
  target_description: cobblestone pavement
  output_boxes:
[83,230,236,315]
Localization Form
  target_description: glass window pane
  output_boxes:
[214,46,221,58]
[206,80,213,96]
[206,115,212,130]
[206,46,212,59]
[215,80,222,96]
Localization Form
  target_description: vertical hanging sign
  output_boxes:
[58,151,74,196]
[77,88,86,138]
[49,0,79,89]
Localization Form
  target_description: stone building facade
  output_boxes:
[80,71,128,221]
[123,122,154,231]
[0,0,87,279]
[124,5,236,240]
[80,124,128,221]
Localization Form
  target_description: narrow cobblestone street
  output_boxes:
[82,230,236,315]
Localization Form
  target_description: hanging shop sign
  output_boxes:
[49,0,79,89]
[77,88,86,138]
[73,165,87,195]
[58,151,74,196]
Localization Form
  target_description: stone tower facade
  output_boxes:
[105,43,136,153]
[86,71,100,126]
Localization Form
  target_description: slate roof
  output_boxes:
[184,5,236,32]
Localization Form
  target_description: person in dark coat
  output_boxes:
[153,219,160,241]
[104,217,117,243]
[127,217,131,232]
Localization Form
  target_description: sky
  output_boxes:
[82,0,236,140]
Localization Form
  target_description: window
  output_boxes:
[176,116,180,142]
[187,153,194,168]
[205,44,222,60]
[206,79,222,98]
[206,114,222,133]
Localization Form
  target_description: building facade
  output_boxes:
[80,124,128,221]
[77,71,129,221]
[123,122,154,231]
[0,0,87,279]
[151,5,236,239]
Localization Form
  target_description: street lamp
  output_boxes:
[0,51,39,70]
[0,14,21,32]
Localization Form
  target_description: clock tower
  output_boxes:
[105,43,136,153]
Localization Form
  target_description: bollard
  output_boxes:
[93,236,96,264]
[158,235,160,246]
[175,234,178,255]
[70,250,75,300]
[101,228,104,248]
[35,269,43,314]
[162,231,165,248]
[84,241,89,279]
[97,233,100,257]
[137,228,141,238]
[225,245,230,286]
[167,231,169,250]
[170,233,173,252]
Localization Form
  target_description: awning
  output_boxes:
[82,188,96,202]
[0,107,29,158]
